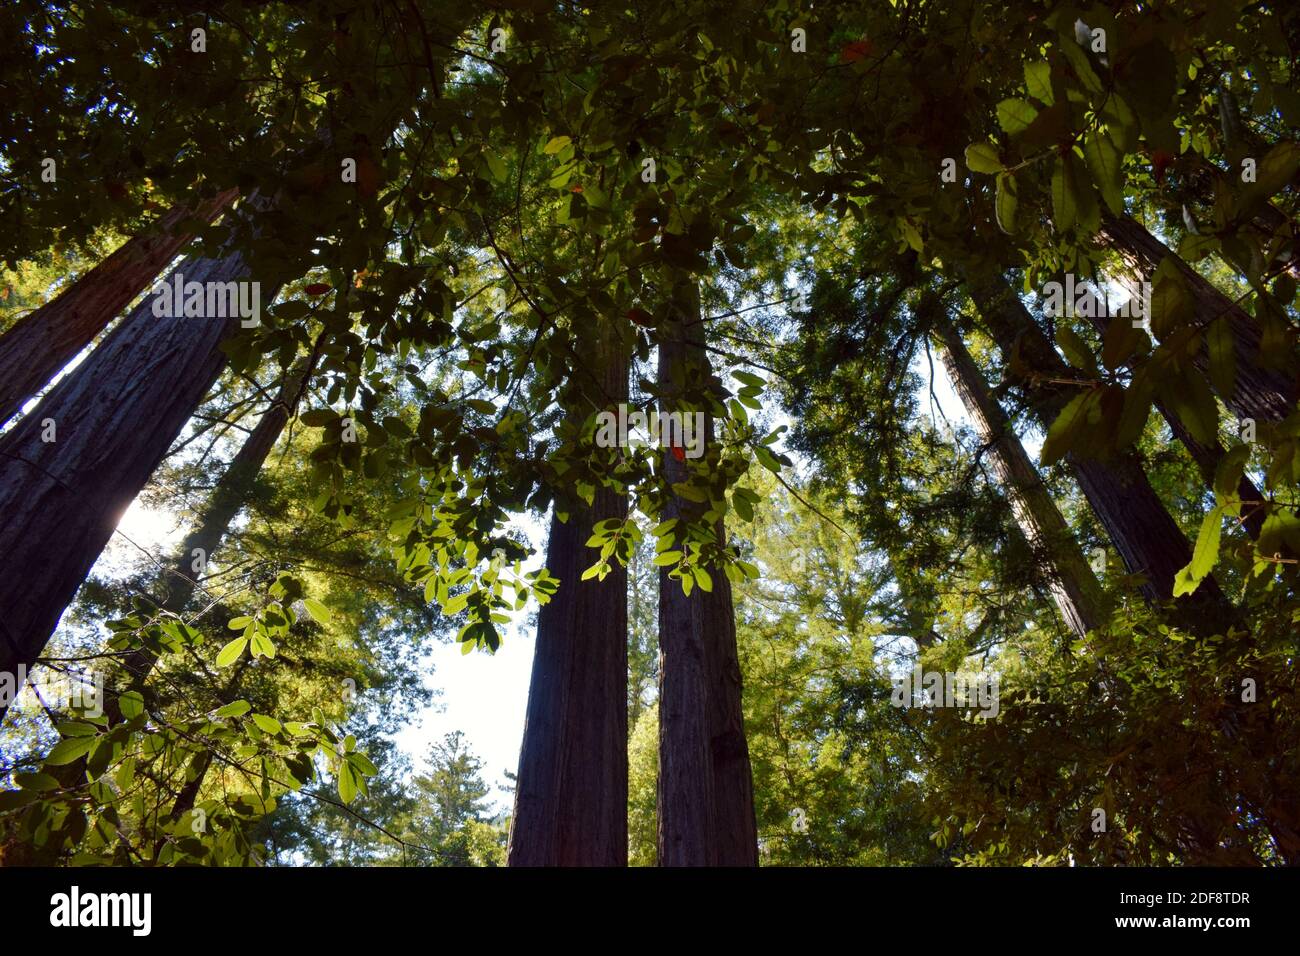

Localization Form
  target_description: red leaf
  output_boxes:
[304,283,332,295]
[671,445,686,462]
[1151,150,1174,185]
[840,39,873,63]
[627,307,655,328]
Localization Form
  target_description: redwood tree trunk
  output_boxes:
[935,315,1107,637]
[965,270,1235,631]
[1098,213,1297,423]
[656,278,758,866]
[508,324,629,867]
[0,194,279,726]
[0,189,238,428]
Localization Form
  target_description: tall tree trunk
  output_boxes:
[656,278,758,866]
[1071,284,1268,541]
[0,189,238,428]
[933,315,1108,637]
[508,323,630,867]
[964,269,1235,631]
[25,367,309,818]
[1098,213,1297,423]
[0,193,279,726]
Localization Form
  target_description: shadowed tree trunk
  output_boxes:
[1098,213,1297,424]
[656,277,758,867]
[933,313,1108,638]
[0,189,238,428]
[964,269,1236,631]
[0,193,281,726]
[508,321,630,866]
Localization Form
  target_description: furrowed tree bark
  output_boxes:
[964,270,1236,631]
[933,314,1107,638]
[0,189,238,429]
[1098,213,1297,424]
[508,322,629,867]
[0,193,280,726]
[656,277,758,867]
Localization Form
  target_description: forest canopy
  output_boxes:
[0,0,1297,870]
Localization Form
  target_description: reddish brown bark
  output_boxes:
[656,278,757,867]
[0,189,238,428]
[508,324,629,866]
[0,193,279,726]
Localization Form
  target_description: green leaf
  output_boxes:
[1116,376,1154,449]
[250,631,276,659]
[1099,93,1140,153]
[1150,265,1194,338]
[1056,326,1097,374]
[995,172,1018,234]
[251,714,282,735]
[1207,317,1236,400]
[997,98,1038,135]
[216,637,248,668]
[1173,506,1223,596]
[543,135,571,155]
[754,444,783,474]
[118,691,145,720]
[1040,389,1093,466]
[1058,32,1103,94]
[347,752,379,776]
[1214,444,1252,502]
[1024,61,1054,105]
[15,771,60,791]
[1083,129,1124,215]
[338,763,357,803]
[1241,142,1300,214]
[898,218,923,252]
[0,790,37,812]
[302,598,332,625]
[1101,313,1143,371]
[299,409,339,427]
[46,736,96,766]
[56,720,99,737]
[964,142,1002,174]
[1050,157,1076,232]
[216,700,251,718]
[484,151,507,183]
